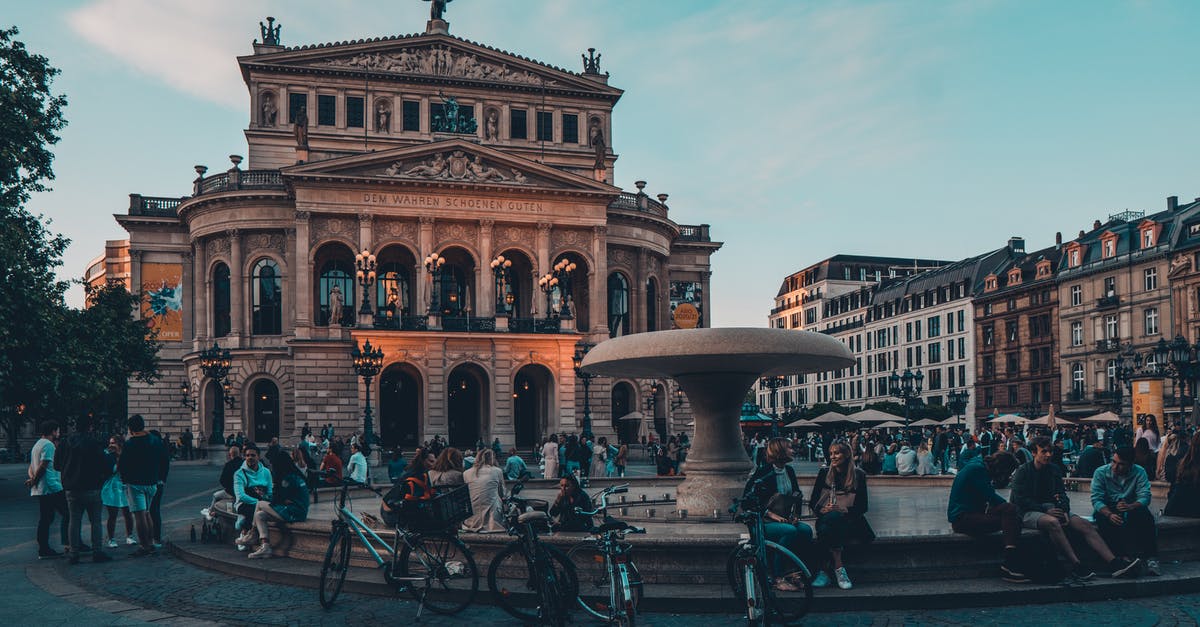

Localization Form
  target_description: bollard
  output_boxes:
[712,509,720,520]
[647,508,656,518]
[640,494,647,502]
[679,509,688,520]
[620,507,628,516]
[190,524,197,542]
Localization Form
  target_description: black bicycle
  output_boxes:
[487,481,579,626]
[726,496,814,626]
[568,483,645,626]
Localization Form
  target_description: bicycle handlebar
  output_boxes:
[574,483,630,517]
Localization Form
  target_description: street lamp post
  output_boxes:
[355,249,377,317]
[490,254,512,314]
[539,258,577,319]
[351,339,384,450]
[947,388,969,429]
[424,252,446,315]
[1159,335,1200,429]
[573,340,596,439]
[888,368,924,427]
[199,342,233,445]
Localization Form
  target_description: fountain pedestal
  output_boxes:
[581,328,854,515]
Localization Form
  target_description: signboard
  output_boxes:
[670,281,703,329]
[673,303,699,329]
[1131,377,1164,425]
[141,263,184,342]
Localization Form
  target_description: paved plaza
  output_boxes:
[3,460,1200,625]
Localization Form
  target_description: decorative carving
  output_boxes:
[318,45,558,87]
[552,229,586,249]
[259,16,281,46]
[608,248,633,268]
[435,221,479,244]
[582,48,603,74]
[593,225,607,237]
[484,108,499,141]
[479,218,495,231]
[359,213,374,227]
[589,117,606,169]
[260,90,277,127]
[295,210,310,222]
[379,219,417,241]
[180,250,193,262]
[374,98,391,133]
[647,256,660,274]
[129,249,143,261]
[207,237,231,257]
[380,150,531,185]
[310,215,355,245]
[537,223,552,235]
[294,105,308,149]
[246,232,287,255]
[432,92,477,134]
[1170,252,1192,277]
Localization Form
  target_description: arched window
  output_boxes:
[376,262,410,316]
[607,272,630,338]
[212,263,231,337]
[646,278,658,332]
[318,259,355,326]
[251,259,282,335]
[438,264,469,316]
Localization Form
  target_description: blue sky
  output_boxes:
[10,1,1200,327]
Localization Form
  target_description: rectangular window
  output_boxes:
[915,346,923,366]
[402,100,421,131]
[1104,276,1116,297]
[288,93,307,123]
[983,324,994,346]
[983,356,994,378]
[957,309,965,332]
[929,342,941,364]
[959,365,966,385]
[1006,319,1018,342]
[1071,285,1082,306]
[1144,267,1158,291]
[928,316,940,338]
[957,337,965,360]
[905,347,913,368]
[929,369,942,391]
[562,113,579,144]
[509,108,527,139]
[1145,308,1160,335]
[1006,352,1019,375]
[1030,349,1041,372]
[346,96,364,128]
[984,387,994,408]
[1071,321,1083,346]
[906,322,912,342]
[317,94,336,126]
[915,322,922,341]
[536,111,554,141]
[1105,315,1118,339]
[948,365,956,388]
[946,312,953,333]
[1008,385,1019,405]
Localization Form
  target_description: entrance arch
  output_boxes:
[447,363,489,448]
[514,364,553,450]
[380,364,422,449]
[611,381,636,444]
[252,379,280,442]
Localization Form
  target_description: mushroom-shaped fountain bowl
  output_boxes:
[581,328,854,514]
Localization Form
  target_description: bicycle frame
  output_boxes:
[575,483,644,622]
[730,496,809,624]
[331,482,396,567]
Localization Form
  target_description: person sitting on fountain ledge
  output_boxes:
[743,437,813,592]
[232,444,273,551]
[1090,446,1159,576]
[1009,437,1140,581]
[201,445,243,521]
[809,442,874,590]
[946,451,1024,581]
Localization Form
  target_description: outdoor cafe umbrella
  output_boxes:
[1081,411,1122,424]
[789,420,825,430]
[1027,405,1072,427]
[808,411,859,424]
[873,420,907,429]
[616,411,646,437]
[783,417,811,428]
[909,418,942,427]
[989,413,1028,424]
[849,408,903,423]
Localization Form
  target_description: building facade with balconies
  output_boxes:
[106,16,720,449]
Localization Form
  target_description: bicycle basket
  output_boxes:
[429,484,474,525]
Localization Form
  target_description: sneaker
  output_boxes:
[152,541,163,550]
[235,531,254,547]
[235,514,246,530]
[37,548,62,560]
[1000,559,1027,581]
[835,567,853,590]
[106,538,118,549]
[92,551,112,564]
[1145,559,1161,577]
[200,507,213,522]
[125,535,137,545]
[247,543,272,559]
[811,571,831,588]
[1070,563,1096,581]
[1110,557,1141,578]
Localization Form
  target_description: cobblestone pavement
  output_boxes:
[5,463,1200,625]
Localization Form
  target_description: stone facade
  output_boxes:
[109,17,720,449]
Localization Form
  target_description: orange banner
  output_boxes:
[141,263,184,342]
[1131,377,1164,425]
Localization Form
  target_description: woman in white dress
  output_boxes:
[591,437,609,478]
[542,436,559,479]
[461,449,505,532]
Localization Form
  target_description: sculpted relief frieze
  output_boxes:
[608,248,633,269]
[378,219,417,242]
[435,221,479,244]
[206,236,231,258]
[495,225,535,252]
[317,45,557,87]
[310,215,356,245]
[245,232,287,255]
[376,150,532,185]
[551,228,587,250]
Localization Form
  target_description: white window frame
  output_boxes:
[1071,321,1083,346]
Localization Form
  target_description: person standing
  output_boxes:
[27,421,69,559]
[118,415,165,557]
[541,436,559,479]
[102,436,136,547]
[54,416,113,564]
[181,427,193,461]
[148,429,171,548]
[503,448,529,481]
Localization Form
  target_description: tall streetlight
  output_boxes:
[947,388,969,429]
[1156,335,1200,428]
[424,252,446,314]
[759,375,786,417]
[199,342,233,445]
[888,368,924,427]
[351,339,384,450]
[355,248,377,317]
[573,340,596,439]
[539,257,577,319]
[490,254,512,315]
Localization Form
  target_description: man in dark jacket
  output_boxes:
[947,452,1022,580]
[118,415,165,556]
[55,417,114,564]
[1073,433,1108,478]
[202,445,244,520]
[1010,437,1138,581]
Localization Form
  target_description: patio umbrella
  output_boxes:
[808,411,859,424]
[1026,414,1075,426]
[910,418,942,427]
[790,420,825,430]
[783,417,811,428]
[989,413,1028,424]
[873,420,907,429]
[849,408,903,423]
[1080,411,1121,423]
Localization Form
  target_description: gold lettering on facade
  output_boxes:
[359,192,543,213]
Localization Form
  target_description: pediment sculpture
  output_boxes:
[318,45,557,87]
[381,151,531,184]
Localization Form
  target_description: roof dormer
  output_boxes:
[1035,259,1053,279]
[1007,267,1022,286]
[984,274,999,292]
[1099,231,1119,259]
[1137,219,1161,249]
[1064,242,1086,268]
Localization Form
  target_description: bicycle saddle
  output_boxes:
[518,510,550,524]
[597,519,630,533]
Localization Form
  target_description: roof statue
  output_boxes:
[582,47,602,75]
[259,16,281,46]
[432,91,477,135]
[425,0,453,21]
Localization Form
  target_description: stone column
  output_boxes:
[284,228,296,335]
[229,229,244,340]
[181,249,194,345]
[701,270,713,329]
[129,249,143,313]
[294,212,312,338]
[634,248,646,334]
[590,226,607,335]
[479,219,495,317]
[535,223,551,317]
[419,216,435,313]
[420,95,431,136]
[193,238,207,347]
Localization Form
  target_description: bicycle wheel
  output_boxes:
[397,532,479,615]
[726,541,813,625]
[488,541,578,622]
[567,541,643,621]
[318,524,351,609]
[726,546,767,626]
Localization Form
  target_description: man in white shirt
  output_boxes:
[26,421,69,559]
[347,441,369,484]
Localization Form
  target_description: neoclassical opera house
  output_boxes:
[112,15,721,450]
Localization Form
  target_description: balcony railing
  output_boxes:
[677,224,712,242]
[1063,389,1088,404]
[372,314,429,331]
[128,194,187,217]
[369,314,566,334]
[1096,295,1120,309]
[1093,390,1122,403]
[442,316,496,333]
[1095,338,1122,352]
[820,319,865,335]
[608,192,668,218]
[197,169,285,195]
[510,317,562,334]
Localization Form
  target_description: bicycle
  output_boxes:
[318,477,479,618]
[726,495,814,626]
[568,483,645,626]
[487,480,579,626]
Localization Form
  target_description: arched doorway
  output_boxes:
[434,246,477,317]
[447,363,489,448]
[514,364,553,450]
[495,248,534,318]
[252,380,280,442]
[611,381,636,444]
[380,364,421,449]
